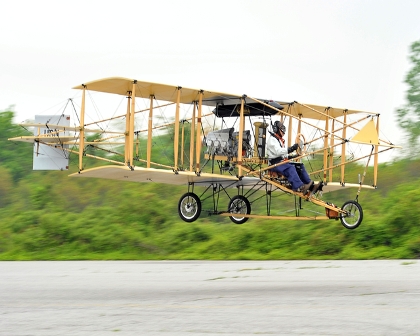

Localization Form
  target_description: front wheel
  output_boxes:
[340,200,363,229]
[228,195,251,224]
[178,192,201,222]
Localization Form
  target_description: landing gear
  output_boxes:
[178,192,201,222]
[228,195,251,224]
[340,200,363,230]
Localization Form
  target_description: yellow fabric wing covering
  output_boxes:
[350,119,380,145]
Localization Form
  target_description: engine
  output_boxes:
[204,128,252,158]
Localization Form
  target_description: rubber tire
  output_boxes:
[178,192,201,223]
[228,195,251,224]
[340,200,363,230]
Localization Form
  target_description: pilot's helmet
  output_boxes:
[274,121,286,134]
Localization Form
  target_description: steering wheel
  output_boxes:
[295,133,307,156]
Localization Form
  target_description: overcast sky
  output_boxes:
[1,0,419,160]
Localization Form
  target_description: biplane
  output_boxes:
[9,77,400,229]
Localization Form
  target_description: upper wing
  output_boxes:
[72,77,378,120]
[72,77,241,106]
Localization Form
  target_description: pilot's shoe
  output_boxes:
[301,181,314,195]
[311,182,322,194]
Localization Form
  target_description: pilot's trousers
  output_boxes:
[270,162,311,191]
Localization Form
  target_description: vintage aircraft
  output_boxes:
[9,77,400,229]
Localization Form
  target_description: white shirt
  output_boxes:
[266,132,288,159]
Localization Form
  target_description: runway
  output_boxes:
[1,260,419,335]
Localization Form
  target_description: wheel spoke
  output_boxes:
[228,195,251,224]
[178,192,201,222]
[340,200,363,229]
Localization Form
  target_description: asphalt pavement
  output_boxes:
[1,260,419,335]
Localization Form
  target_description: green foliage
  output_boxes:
[397,40,420,150]
[1,109,420,260]
[0,109,33,181]
[0,166,13,207]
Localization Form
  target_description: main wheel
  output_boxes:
[340,200,363,229]
[178,192,201,222]
[228,195,251,224]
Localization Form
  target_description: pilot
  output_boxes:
[266,120,321,195]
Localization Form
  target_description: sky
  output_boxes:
[1,0,419,161]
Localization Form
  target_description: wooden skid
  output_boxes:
[218,213,330,220]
